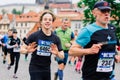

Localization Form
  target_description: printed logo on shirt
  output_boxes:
[36,40,52,56]
[8,38,11,44]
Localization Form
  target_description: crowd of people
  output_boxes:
[0,28,21,78]
[0,1,120,80]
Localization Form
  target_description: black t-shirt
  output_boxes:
[82,24,117,79]
[26,29,62,67]
[7,36,13,53]
[9,37,21,53]
[22,37,27,43]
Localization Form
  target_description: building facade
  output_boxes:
[35,0,71,4]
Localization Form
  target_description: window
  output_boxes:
[75,23,77,29]
[16,23,18,26]
[25,23,27,26]
[21,23,23,26]
[24,30,26,33]
[3,25,5,29]
[20,29,22,33]
[79,24,81,29]
[0,24,1,29]
[27,16,29,18]
[7,24,9,29]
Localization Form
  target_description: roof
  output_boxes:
[7,14,14,22]
[16,11,40,22]
[57,10,84,20]
[0,15,2,20]
[49,3,72,8]
[26,22,40,37]
[52,17,62,27]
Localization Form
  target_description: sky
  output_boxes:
[0,0,80,5]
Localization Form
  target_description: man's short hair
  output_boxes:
[62,17,69,22]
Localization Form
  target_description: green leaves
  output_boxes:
[77,0,120,39]
[12,8,22,15]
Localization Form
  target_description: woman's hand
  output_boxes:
[49,43,59,56]
[27,42,37,53]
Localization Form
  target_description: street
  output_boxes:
[0,52,81,80]
[0,49,120,80]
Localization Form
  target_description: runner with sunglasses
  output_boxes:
[69,1,120,80]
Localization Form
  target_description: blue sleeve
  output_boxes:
[1,35,7,43]
[4,35,8,44]
[76,23,104,47]
[76,28,91,47]
[71,32,74,40]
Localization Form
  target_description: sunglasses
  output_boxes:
[99,9,111,13]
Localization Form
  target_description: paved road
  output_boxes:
[0,49,120,80]
[0,52,81,80]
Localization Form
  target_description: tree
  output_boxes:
[12,9,17,14]
[12,8,22,15]
[78,0,120,39]
[1,9,7,15]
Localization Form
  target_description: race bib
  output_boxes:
[13,47,20,52]
[36,40,51,56]
[96,52,115,72]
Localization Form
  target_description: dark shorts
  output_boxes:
[29,65,51,80]
[2,46,7,55]
[82,78,112,80]
[56,51,69,65]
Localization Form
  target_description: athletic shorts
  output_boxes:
[29,64,51,80]
[56,51,69,65]
[2,46,7,55]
